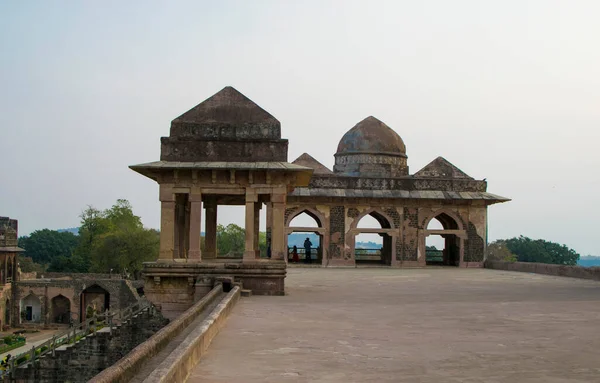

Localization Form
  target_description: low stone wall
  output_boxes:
[145,285,241,383]
[485,261,600,281]
[38,272,115,280]
[89,283,223,383]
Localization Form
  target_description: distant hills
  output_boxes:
[578,257,600,267]
[57,227,79,235]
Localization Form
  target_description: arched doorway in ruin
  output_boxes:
[5,299,10,328]
[285,208,327,266]
[351,210,396,266]
[20,294,41,323]
[51,295,71,324]
[80,284,110,321]
[424,210,466,267]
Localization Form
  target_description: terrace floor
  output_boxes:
[189,268,600,383]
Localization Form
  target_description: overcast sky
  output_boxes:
[1,1,598,255]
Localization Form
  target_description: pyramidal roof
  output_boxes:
[172,86,280,129]
[292,153,334,175]
[414,157,473,179]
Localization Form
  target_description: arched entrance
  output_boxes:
[286,210,324,265]
[20,294,41,323]
[351,211,396,266]
[51,295,71,324]
[5,299,10,328]
[424,211,466,267]
[80,284,110,321]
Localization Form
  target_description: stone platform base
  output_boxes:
[143,260,286,316]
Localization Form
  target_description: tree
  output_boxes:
[18,255,46,273]
[486,241,517,262]
[18,229,78,265]
[500,236,579,265]
[80,200,158,277]
[216,224,245,257]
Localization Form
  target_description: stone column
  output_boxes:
[159,186,176,261]
[254,202,261,258]
[266,202,273,257]
[204,199,218,259]
[3,255,7,284]
[243,191,258,261]
[270,193,286,260]
[174,194,188,259]
[188,193,202,262]
[459,237,465,267]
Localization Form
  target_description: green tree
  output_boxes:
[486,241,517,262]
[18,255,46,273]
[89,228,159,278]
[216,224,245,257]
[18,229,78,265]
[502,236,579,265]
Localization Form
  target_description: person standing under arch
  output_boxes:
[304,237,313,264]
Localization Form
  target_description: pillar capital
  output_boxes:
[159,185,176,202]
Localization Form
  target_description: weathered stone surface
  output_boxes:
[188,268,600,383]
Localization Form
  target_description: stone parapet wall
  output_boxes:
[37,272,116,280]
[144,286,241,383]
[160,138,288,162]
[90,284,224,383]
[485,261,600,281]
[308,174,487,192]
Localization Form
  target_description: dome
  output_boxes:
[336,116,406,156]
[333,116,409,177]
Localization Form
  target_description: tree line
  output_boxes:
[18,200,587,276]
[17,200,269,277]
[18,199,158,278]
[486,236,581,266]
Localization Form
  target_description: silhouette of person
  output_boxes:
[292,245,299,263]
[304,237,313,264]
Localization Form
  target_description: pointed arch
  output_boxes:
[50,294,71,324]
[286,207,325,228]
[351,209,394,230]
[423,209,464,231]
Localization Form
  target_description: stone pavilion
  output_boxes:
[131,86,509,311]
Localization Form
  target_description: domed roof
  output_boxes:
[336,116,406,156]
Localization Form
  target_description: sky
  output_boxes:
[1,1,599,255]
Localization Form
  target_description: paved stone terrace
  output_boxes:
[189,268,600,383]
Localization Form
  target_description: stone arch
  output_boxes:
[285,207,328,265]
[351,208,395,230]
[80,284,110,321]
[50,294,71,324]
[423,209,465,231]
[285,207,325,228]
[20,293,41,323]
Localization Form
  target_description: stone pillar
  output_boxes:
[174,194,188,259]
[271,193,286,260]
[159,194,176,261]
[204,199,218,259]
[266,202,273,256]
[243,191,257,261]
[254,202,261,258]
[3,255,7,284]
[188,193,202,262]
[459,237,465,266]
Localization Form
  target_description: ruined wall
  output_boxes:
[13,309,168,383]
[14,279,140,326]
